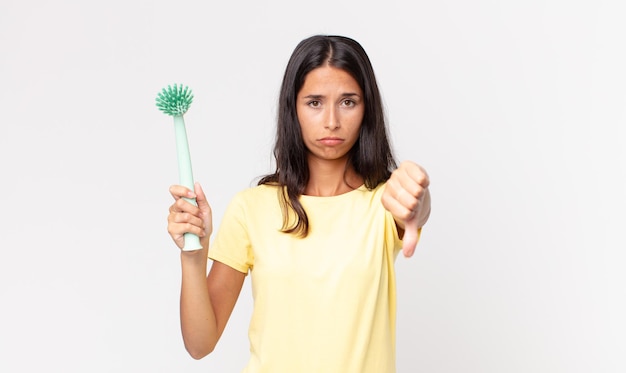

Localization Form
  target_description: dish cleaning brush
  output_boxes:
[156,84,202,251]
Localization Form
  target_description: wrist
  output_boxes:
[180,247,208,268]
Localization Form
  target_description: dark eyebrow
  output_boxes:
[301,93,361,99]
[302,94,324,100]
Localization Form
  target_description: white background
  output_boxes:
[1,0,624,372]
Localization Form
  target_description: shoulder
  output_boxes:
[361,181,387,203]
[219,184,284,234]
[226,184,282,214]
[370,181,387,195]
[234,184,281,202]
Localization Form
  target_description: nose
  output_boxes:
[325,107,341,130]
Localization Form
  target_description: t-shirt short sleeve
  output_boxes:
[208,192,254,275]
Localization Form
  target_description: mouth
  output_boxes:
[318,137,344,146]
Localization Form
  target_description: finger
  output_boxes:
[167,209,206,237]
[398,168,429,198]
[194,182,211,213]
[170,211,205,228]
[170,198,202,216]
[169,185,197,200]
[193,182,213,241]
[408,163,430,188]
[168,220,206,238]
[402,215,420,258]
[381,187,413,221]
[387,183,423,220]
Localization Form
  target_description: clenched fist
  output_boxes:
[381,161,431,257]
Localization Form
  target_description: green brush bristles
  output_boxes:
[156,84,194,116]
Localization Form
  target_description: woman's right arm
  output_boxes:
[168,183,246,359]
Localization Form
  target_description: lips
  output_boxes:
[318,137,344,146]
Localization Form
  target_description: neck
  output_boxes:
[304,156,363,197]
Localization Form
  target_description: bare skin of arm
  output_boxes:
[169,183,245,359]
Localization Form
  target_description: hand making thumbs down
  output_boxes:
[381,161,431,257]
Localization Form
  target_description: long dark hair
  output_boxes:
[258,35,397,237]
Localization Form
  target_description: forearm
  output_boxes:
[179,249,218,359]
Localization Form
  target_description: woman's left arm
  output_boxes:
[381,161,431,257]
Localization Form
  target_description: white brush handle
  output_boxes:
[173,115,202,251]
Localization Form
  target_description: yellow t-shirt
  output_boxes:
[208,182,404,373]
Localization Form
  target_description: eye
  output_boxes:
[341,99,356,107]
[307,100,321,108]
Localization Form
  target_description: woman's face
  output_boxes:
[296,65,364,163]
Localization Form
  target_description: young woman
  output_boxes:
[167,34,431,372]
